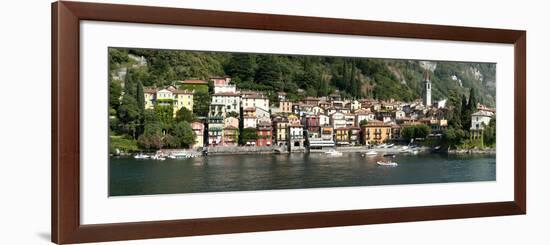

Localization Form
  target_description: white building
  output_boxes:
[471,110,494,130]
[350,100,361,111]
[211,92,241,115]
[330,112,347,129]
[344,114,355,128]
[319,114,330,126]
[211,76,236,94]
[241,92,270,117]
[395,110,406,120]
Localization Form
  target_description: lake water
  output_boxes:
[109,152,496,196]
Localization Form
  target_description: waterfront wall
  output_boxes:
[447,148,496,154]
[206,146,283,155]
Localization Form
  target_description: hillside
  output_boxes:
[109,47,496,106]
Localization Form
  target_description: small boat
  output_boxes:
[324,149,343,156]
[377,160,398,166]
[383,153,396,157]
[134,153,149,159]
[151,155,166,161]
[362,150,377,157]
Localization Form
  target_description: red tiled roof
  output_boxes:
[181,79,208,85]
[213,92,240,96]
[144,88,157,93]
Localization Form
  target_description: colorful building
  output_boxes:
[288,124,305,152]
[348,127,361,145]
[143,86,193,117]
[361,120,392,145]
[223,117,239,146]
[243,107,257,128]
[191,121,205,148]
[256,118,273,147]
[211,76,235,94]
[212,92,241,115]
[272,116,289,147]
[305,115,321,138]
[241,91,270,118]
[335,128,349,146]
[207,116,224,147]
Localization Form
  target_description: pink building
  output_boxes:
[191,121,205,148]
[256,120,273,147]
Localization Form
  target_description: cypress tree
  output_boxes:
[468,87,477,112]
[136,81,145,112]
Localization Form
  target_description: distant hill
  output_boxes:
[109,48,496,107]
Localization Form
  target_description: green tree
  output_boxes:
[401,126,415,141]
[225,54,256,82]
[163,134,180,148]
[175,107,195,123]
[118,95,141,138]
[401,124,430,141]
[154,105,174,131]
[109,80,122,110]
[461,94,471,131]
[193,91,211,117]
[414,124,430,139]
[468,87,477,112]
[483,118,496,146]
[255,55,281,87]
[136,81,145,112]
[108,48,129,70]
[173,121,195,148]
[240,128,258,145]
[137,122,163,150]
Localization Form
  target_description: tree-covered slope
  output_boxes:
[109,48,496,106]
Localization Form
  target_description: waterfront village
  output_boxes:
[127,72,495,158]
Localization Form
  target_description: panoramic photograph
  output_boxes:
[108,47,496,196]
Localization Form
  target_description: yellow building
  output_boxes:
[335,128,349,146]
[143,88,156,110]
[143,86,194,117]
[361,120,392,145]
[172,90,194,115]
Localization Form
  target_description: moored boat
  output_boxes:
[134,153,149,159]
[377,160,398,166]
[362,150,377,157]
[324,149,343,156]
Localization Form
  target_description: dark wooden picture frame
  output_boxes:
[52,1,526,244]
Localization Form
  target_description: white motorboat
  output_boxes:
[364,150,377,156]
[377,161,398,166]
[134,153,149,159]
[151,155,166,161]
[325,149,343,156]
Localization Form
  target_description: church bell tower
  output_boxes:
[423,70,432,107]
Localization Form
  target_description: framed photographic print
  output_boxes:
[52,1,526,244]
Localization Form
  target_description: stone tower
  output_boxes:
[423,70,432,107]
